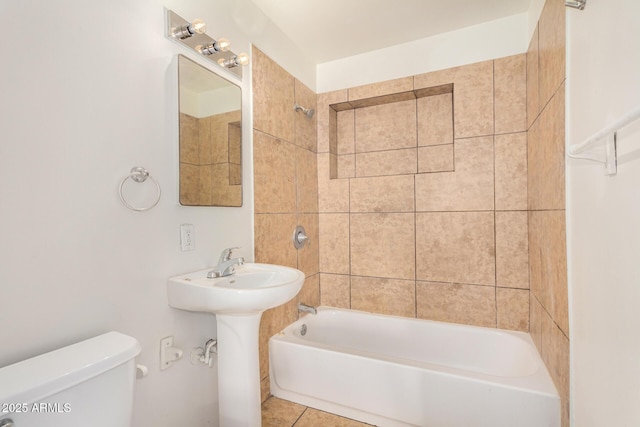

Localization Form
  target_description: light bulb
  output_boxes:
[189,19,206,35]
[216,38,231,52]
[217,57,227,67]
[236,52,250,66]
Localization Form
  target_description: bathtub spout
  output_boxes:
[298,303,317,315]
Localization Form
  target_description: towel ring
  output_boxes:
[119,166,161,212]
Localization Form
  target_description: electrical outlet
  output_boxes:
[180,224,195,251]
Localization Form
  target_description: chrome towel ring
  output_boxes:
[118,166,161,211]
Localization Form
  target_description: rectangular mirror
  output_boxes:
[178,55,242,207]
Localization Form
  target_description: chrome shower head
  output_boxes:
[294,103,315,119]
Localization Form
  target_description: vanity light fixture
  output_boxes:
[166,9,245,78]
[172,18,206,39]
[196,38,231,55]
[217,53,250,69]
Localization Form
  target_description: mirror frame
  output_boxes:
[177,54,243,207]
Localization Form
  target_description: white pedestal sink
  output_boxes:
[167,263,305,427]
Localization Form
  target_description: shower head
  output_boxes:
[294,103,315,119]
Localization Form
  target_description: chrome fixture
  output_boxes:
[166,9,248,78]
[565,0,586,10]
[298,303,317,315]
[171,18,206,39]
[218,53,250,69]
[208,247,245,278]
[196,38,231,56]
[294,103,315,119]
[118,166,161,212]
[191,338,217,368]
[292,225,309,249]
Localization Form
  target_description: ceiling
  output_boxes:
[249,0,532,64]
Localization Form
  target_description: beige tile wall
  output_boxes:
[527,0,570,425]
[252,46,319,402]
[317,54,529,333]
[179,110,242,206]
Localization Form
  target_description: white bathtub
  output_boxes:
[269,307,560,427]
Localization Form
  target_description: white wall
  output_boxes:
[566,1,640,426]
[0,1,311,426]
[316,13,529,93]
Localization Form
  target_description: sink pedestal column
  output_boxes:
[216,313,262,427]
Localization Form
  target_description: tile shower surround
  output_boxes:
[317,57,529,331]
[254,0,569,421]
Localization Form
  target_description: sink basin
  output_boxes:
[167,263,305,315]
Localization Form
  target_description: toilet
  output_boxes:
[0,332,141,427]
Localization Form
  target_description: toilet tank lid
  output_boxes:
[0,332,141,405]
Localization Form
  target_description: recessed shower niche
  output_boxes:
[328,83,455,180]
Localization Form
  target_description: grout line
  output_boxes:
[291,407,308,426]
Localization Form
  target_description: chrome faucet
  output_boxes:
[207,247,244,278]
[298,303,317,315]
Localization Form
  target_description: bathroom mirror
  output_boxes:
[178,55,242,206]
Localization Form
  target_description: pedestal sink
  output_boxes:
[167,263,304,427]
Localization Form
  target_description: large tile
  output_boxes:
[296,214,319,278]
[320,273,350,308]
[297,274,320,313]
[317,153,350,213]
[295,407,374,427]
[198,165,213,206]
[452,60,494,138]
[337,110,355,154]
[417,93,454,146]
[318,90,348,153]
[294,79,317,152]
[355,148,417,177]
[295,147,318,213]
[529,294,544,353]
[355,100,417,152]
[416,281,496,328]
[254,131,296,213]
[529,210,569,335]
[416,212,495,285]
[495,132,527,210]
[417,144,454,173]
[348,76,413,101]
[496,287,530,331]
[527,25,540,129]
[350,175,414,212]
[416,60,494,139]
[351,276,416,317]
[319,213,350,274]
[254,213,298,269]
[252,47,295,142]
[495,211,529,289]
[179,163,199,205]
[415,136,494,211]
[337,154,355,178]
[262,397,306,427]
[350,213,415,280]
[259,300,297,380]
[179,113,199,164]
[528,85,565,210]
[538,0,566,107]
[494,54,527,134]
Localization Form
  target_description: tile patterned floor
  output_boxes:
[261,397,375,427]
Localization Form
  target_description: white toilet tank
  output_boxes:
[0,332,141,427]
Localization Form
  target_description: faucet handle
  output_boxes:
[218,247,240,263]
